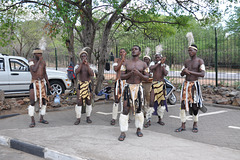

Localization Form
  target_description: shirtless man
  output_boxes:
[175,44,206,133]
[143,56,151,68]
[144,54,168,128]
[28,48,52,128]
[142,55,152,117]
[74,50,94,125]
[118,45,149,141]
[110,48,126,125]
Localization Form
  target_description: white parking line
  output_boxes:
[169,115,192,120]
[96,106,177,115]
[96,111,121,115]
[169,110,228,121]
[199,110,228,117]
[96,112,113,115]
[167,105,177,108]
[228,126,240,130]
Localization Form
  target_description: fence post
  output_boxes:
[215,27,218,87]
[55,48,58,70]
[116,43,118,58]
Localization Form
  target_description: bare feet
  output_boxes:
[136,128,143,137]
[39,119,49,124]
[110,119,116,125]
[192,127,198,133]
[118,132,126,141]
[192,122,198,133]
[74,118,81,125]
[29,122,35,128]
[86,117,92,123]
[144,121,151,128]
[175,127,186,132]
[175,122,186,132]
[157,120,165,126]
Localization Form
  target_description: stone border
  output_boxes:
[10,139,45,157]
[0,135,86,160]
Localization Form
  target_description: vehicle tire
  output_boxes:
[168,92,177,105]
[48,80,65,95]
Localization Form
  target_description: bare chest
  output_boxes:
[126,62,144,71]
[80,65,89,73]
[186,60,200,71]
[34,61,45,72]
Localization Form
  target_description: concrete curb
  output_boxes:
[0,113,20,119]
[10,139,45,158]
[0,135,9,146]
[45,148,86,160]
[0,135,85,160]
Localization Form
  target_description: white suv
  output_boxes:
[0,53,71,96]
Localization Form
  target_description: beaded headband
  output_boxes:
[79,51,88,57]
[33,49,43,54]
[188,46,198,51]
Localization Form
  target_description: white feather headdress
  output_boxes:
[79,47,91,57]
[155,44,163,57]
[186,32,194,46]
[143,47,151,60]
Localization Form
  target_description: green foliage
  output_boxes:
[225,7,240,33]
[1,0,237,60]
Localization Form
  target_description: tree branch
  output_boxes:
[93,5,112,10]
[0,0,49,12]
[74,26,85,46]
[120,14,179,25]
[96,11,114,26]
[175,0,199,20]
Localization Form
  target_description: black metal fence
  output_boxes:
[111,32,240,87]
[45,32,240,88]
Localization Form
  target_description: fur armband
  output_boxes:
[120,65,126,71]
[200,64,205,71]
[29,61,34,66]
[181,66,185,72]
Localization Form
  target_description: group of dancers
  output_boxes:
[27,44,206,141]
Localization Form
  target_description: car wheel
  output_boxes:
[48,80,65,95]
[168,92,177,105]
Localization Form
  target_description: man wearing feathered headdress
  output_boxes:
[144,50,169,128]
[175,44,207,133]
[28,48,52,128]
[143,44,170,128]
[142,47,152,120]
[110,48,127,125]
[73,48,94,125]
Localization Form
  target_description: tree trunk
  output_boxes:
[66,26,75,65]
[65,26,78,89]
[80,0,95,63]
[95,15,119,94]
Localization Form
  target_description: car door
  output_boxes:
[8,58,31,93]
[0,57,10,92]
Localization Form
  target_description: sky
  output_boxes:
[218,0,240,27]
